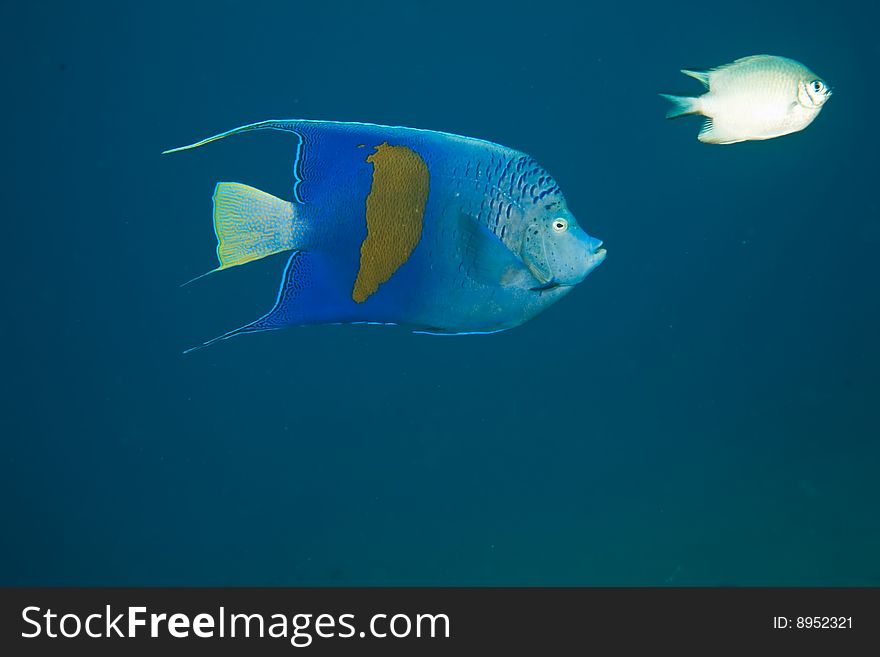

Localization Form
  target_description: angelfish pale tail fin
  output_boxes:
[659,93,703,119]
[182,183,302,285]
[195,182,302,281]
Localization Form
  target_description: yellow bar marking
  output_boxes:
[352,142,429,303]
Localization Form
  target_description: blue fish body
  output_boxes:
[164,120,606,350]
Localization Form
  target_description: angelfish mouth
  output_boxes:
[526,238,607,292]
[591,238,607,262]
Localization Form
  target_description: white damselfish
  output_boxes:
[661,55,832,144]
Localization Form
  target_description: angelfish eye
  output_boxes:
[552,218,568,232]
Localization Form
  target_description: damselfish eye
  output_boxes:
[812,80,824,93]
[552,218,568,232]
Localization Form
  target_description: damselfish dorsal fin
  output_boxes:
[455,213,528,287]
[719,54,777,70]
[681,69,710,88]
[705,55,787,93]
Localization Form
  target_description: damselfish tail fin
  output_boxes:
[659,93,703,119]
[183,182,302,285]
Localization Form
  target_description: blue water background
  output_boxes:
[1,0,878,585]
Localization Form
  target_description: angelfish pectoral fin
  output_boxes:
[529,279,559,292]
[455,212,528,287]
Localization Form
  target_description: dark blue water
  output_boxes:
[2,0,877,585]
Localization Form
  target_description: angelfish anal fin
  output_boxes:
[454,213,528,287]
[183,250,307,353]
